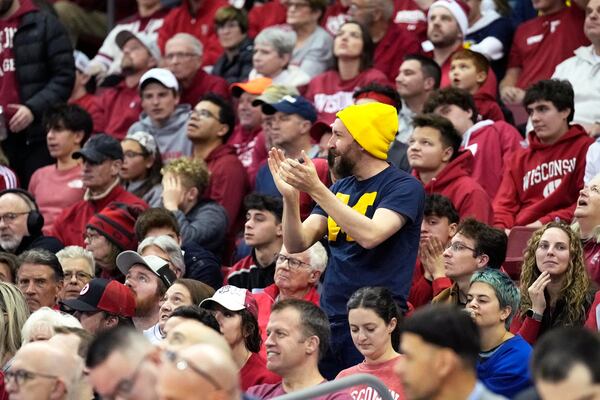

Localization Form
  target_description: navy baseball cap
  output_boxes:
[261,95,317,123]
[73,133,123,163]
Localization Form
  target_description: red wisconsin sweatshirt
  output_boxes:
[414,150,493,223]
[493,124,594,228]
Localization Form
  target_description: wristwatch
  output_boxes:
[526,309,543,322]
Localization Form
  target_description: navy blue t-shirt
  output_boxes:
[312,166,424,317]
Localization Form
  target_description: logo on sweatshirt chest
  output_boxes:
[522,157,576,194]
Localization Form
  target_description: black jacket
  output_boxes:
[14,9,74,144]
[1,233,64,255]
[182,241,222,290]
[211,37,254,85]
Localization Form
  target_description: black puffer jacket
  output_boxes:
[13,9,74,144]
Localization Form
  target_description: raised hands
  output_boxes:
[419,237,447,280]
[268,148,323,197]
[162,173,187,211]
[528,270,551,315]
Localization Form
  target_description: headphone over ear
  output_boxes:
[0,188,44,235]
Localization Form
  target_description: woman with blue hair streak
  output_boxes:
[466,268,532,398]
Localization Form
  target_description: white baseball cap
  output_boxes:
[139,68,179,92]
[116,251,176,288]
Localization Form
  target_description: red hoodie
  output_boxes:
[462,120,524,199]
[493,124,594,229]
[157,0,228,66]
[248,0,287,37]
[414,150,493,223]
[473,91,504,122]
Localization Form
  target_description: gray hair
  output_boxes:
[138,235,186,276]
[21,307,82,344]
[254,27,296,56]
[167,33,204,56]
[56,246,95,275]
[308,242,328,273]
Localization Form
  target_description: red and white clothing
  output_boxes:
[93,81,141,140]
[413,151,493,223]
[240,353,281,391]
[393,0,428,43]
[0,165,18,191]
[493,124,594,229]
[374,23,421,82]
[228,125,268,173]
[507,5,589,89]
[28,164,84,235]
[305,69,390,125]
[88,8,168,76]
[0,0,37,115]
[585,291,600,331]
[461,120,524,199]
[157,0,228,66]
[248,382,352,399]
[336,356,406,400]
[321,0,349,36]
[248,0,287,38]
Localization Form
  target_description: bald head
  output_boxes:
[162,319,230,355]
[8,341,82,399]
[157,344,240,400]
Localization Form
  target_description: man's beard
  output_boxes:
[0,235,21,253]
[135,293,160,318]
[330,151,355,180]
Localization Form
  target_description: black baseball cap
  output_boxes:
[73,133,123,163]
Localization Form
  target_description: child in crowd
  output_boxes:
[449,49,505,122]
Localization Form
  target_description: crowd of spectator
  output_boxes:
[0,0,600,398]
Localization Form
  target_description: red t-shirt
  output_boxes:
[0,0,37,120]
[241,352,281,391]
[157,0,228,66]
[336,356,406,400]
[248,0,287,38]
[321,0,349,36]
[374,23,421,82]
[393,0,428,43]
[94,81,142,140]
[305,69,390,125]
[508,5,589,89]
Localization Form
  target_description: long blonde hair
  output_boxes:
[0,283,29,364]
[519,221,591,327]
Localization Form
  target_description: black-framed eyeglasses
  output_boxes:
[101,354,149,400]
[191,108,220,121]
[123,150,146,159]
[163,350,222,390]
[276,253,312,270]
[0,212,29,224]
[4,369,58,387]
[445,241,477,253]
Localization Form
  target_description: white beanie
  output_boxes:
[428,0,470,35]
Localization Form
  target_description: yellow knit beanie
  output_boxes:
[336,103,398,160]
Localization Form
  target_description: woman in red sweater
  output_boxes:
[510,221,596,344]
[304,21,389,127]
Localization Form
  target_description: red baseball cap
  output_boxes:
[60,278,136,317]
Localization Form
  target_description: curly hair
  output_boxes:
[519,221,590,327]
[161,157,211,193]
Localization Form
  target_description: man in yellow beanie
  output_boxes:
[268,101,425,379]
